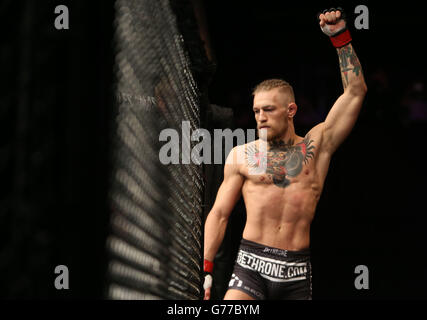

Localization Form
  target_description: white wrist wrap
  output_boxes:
[203,274,213,290]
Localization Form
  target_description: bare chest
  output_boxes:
[242,137,317,189]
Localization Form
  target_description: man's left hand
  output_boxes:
[318,9,346,37]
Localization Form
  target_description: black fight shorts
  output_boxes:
[228,238,312,300]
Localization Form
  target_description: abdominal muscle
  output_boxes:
[241,180,319,251]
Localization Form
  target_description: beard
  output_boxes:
[257,127,283,142]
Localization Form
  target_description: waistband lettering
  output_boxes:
[236,250,308,283]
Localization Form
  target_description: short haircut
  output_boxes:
[252,79,295,103]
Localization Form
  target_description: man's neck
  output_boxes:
[267,130,298,150]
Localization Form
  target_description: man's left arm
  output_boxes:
[319,9,368,154]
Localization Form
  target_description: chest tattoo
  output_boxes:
[245,136,315,188]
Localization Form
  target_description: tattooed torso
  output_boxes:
[238,128,331,250]
[244,136,315,188]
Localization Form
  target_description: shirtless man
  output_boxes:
[203,8,367,300]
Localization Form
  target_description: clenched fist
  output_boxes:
[318,7,352,48]
[318,8,346,37]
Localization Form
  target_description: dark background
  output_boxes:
[1,0,115,298]
[1,0,427,299]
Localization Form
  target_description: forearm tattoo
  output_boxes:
[337,45,362,89]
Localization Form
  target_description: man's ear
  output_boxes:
[288,102,297,118]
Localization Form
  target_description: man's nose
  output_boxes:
[258,110,267,121]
